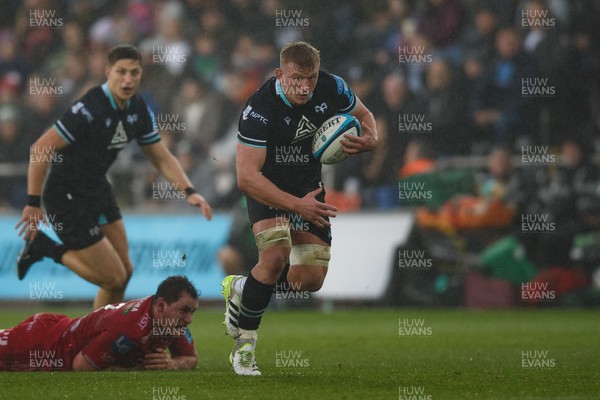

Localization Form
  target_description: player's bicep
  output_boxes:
[72,351,99,371]
[236,142,267,192]
[31,127,69,153]
[78,331,122,370]
[236,141,266,175]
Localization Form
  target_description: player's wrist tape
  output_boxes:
[184,187,197,196]
[28,195,41,207]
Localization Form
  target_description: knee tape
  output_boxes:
[255,225,291,252]
[290,244,331,267]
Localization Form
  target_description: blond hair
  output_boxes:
[280,41,320,70]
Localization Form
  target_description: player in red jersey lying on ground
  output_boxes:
[0,275,198,371]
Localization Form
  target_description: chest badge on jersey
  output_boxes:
[315,102,328,114]
[107,120,128,150]
[292,115,317,143]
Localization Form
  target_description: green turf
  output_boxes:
[0,307,598,399]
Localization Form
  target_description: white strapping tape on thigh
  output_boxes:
[255,225,291,252]
[290,244,331,267]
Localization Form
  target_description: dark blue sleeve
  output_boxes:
[237,100,270,148]
[329,73,357,114]
[53,98,95,145]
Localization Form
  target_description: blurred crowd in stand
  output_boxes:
[0,0,599,217]
[2,0,600,303]
[0,0,600,209]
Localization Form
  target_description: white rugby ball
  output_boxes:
[312,114,361,164]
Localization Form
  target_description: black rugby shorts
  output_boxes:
[42,185,122,250]
[245,188,332,246]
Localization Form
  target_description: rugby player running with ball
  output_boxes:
[222,41,377,375]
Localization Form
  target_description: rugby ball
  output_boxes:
[312,114,361,164]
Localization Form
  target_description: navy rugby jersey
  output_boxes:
[237,71,357,196]
[47,83,159,196]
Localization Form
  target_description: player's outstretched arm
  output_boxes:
[144,348,198,370]
[141,141,212,220]
[236,142,337,228]
[343,97,378,156]
[15,128,68,240]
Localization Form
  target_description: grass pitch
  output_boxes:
[0,306,598,399]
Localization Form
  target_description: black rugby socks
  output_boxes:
[238,272,274,331]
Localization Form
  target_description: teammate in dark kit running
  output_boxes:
[222,41,378,375]
[15,45,212,309]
